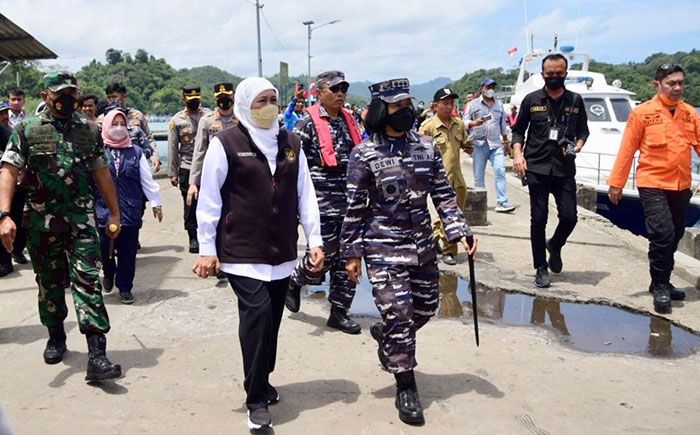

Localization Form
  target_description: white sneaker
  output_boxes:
[495,202,516,213]
[247,408,272,430]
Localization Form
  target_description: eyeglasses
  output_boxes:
[329,83,349,94]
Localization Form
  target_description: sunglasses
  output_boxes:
[659,63,682,72]
[329,83,349,94]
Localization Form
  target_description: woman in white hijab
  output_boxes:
[193,77,324,430]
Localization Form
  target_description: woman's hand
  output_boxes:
[309,246,325,273]
[153,206,163,222]
[460,236,478,256]
[345,257,362,284]
[192,256,220,278]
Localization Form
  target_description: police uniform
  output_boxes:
[189,83,238,187]
[418,97,470,258]
[289,71,362,323]
[167,86,211,248]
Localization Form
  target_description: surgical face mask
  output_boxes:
[217,97,233,111]
[186,99,201,110]
[544,76,566,90]
[483,89,495,98]
[250,104,278,129]
[387,106,416,132]
[110,125,129,141]
[52,93,79,117]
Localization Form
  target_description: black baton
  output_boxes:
[466,235,479,347]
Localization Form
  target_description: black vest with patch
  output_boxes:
[216,124,301,265]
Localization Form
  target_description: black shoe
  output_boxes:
[247,407,272,430]
[265,384,280,405]
[216,270,227,280]
[442,254,457,265]
[327,306,361,334]
[285,282,302,313]
[434,237,443,254]
[395,388,425,425]
[188,238,199,254]
[11,251,28,264]
[546,239,562,274]
[119,291,135,305]
[370,322,389,371]
[43,324,67,365]
[102,276,114,294]
[0,263,13,278]
[649,282,686,301]
[650,282,672,314]
[85,333,122,381]
[535,266,551,288]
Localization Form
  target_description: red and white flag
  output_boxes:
[507,46,518,57]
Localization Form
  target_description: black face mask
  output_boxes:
[387,107,416,132]
[544,76,566,90]
[217,97,233,111]
[186,100,201,110]
[52,94,79,117]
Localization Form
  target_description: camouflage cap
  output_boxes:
[43,70,79,92]
[214,82,234,97]
[316,70,348,89]
[182,85,202,100]
[368,78,411,103]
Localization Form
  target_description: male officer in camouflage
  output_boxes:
[186,82,238,207]
[98,82,160,172]
[419,87,471,265]
[287,70,364,334]
[0,71,122,381]
[168,85,211,253]
[342,78,476,425]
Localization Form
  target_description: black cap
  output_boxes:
[316,70,348,89]
[214,82,234,97]
[182,85,202,100]
[433,87,458,101]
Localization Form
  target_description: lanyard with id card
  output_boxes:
[546,96,565,142]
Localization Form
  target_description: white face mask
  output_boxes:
[483,89,495,99]
[111,125,129,141]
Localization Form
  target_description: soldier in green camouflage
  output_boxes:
[0,71,122,381]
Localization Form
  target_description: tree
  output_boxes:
[105,48,124,65]
[135,49,149,63]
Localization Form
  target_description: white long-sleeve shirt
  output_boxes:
[196,136,323,282]
[138,153,162,207]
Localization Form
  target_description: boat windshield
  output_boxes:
[611,98,632,122]
[583,98,611,122]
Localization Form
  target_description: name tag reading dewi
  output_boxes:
[371,157,400,173]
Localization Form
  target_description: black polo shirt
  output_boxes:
[512,87,589,177]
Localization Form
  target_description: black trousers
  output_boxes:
[0,185,27,266]
[227,274,288,410]
[527,171,578,269]
[178,168,198,232]
[98,226,140,292]
[639,188,691,285]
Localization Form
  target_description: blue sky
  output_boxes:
[2,0,699,84]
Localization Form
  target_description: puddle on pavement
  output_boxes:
[304,271,700,359]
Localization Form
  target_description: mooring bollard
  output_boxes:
[465,188,488,226]
[576,184,597,212]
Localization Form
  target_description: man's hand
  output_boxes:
[512,149,527,177]
[105,216,122,240]
[186,185,198,206]
[608,186,623,205]
[471,118,485,127]
[503,139,512,156]
[309,246,325,273]
[170,176,179,187]
[193,255,221,278]
[345,257,362,284]
[0,217,16,253]
[461,236,478,256]
[153,206,163,222]
[295,89,305,100]
[152,158,161,173]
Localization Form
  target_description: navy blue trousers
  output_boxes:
[98,226,140,293]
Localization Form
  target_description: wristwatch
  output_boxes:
[0,211,10,220]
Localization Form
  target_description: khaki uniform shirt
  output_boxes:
[167,107,211,177]
[188,109,238,186]
[419,115,470,197]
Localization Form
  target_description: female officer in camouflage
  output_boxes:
[341,78,477,425]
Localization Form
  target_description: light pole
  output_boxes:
[302,19,340,104]
[255,0,264,76]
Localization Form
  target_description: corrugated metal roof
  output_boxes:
[0,13,56,61]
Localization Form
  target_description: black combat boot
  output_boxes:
[650,282,672,314]
[370,322,389,371]
[43,324,67,364]
[394,370,424,425]
[85,333,122,381]
[285,281,302,313]
[188,229,199,254]
[648,282,685,301]
[327,306,361,334]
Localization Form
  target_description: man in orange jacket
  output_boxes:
[608,64,700,313]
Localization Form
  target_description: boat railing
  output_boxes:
[575,150,638,189]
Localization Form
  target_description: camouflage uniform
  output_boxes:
[290,105,357,310]
[419,115,470,256]
[167,106,211,231]
[188,108,238,186]
[0,111,112,333]
[341,131,470,372]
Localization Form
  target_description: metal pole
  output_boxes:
[255,0,263,77]
[307,25,312,102]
